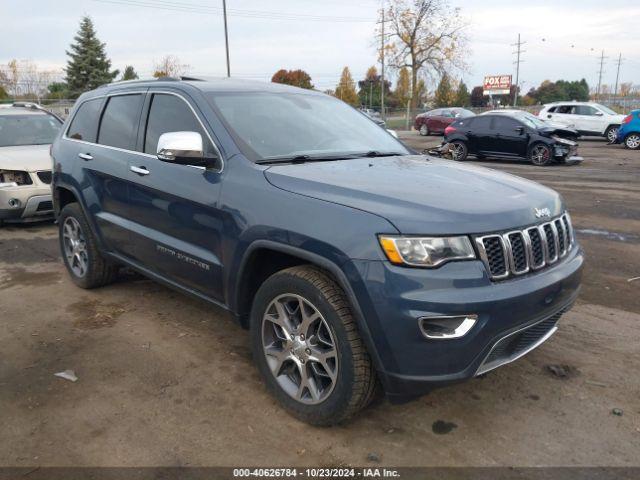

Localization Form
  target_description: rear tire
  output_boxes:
[605,125,619,143]
[58,203,118,289]
[250,265,377,426]
[528,143,552,166]
[624,133,640,150]
[449,140,468,161]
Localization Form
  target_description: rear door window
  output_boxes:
[97,94,144,150]
[493,116,521,131]
[67,98,103,142]
[143,93,214,156]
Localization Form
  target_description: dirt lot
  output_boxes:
[1,136,639,467]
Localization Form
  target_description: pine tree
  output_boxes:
[455,81,470,106]
[334,67,359,106]
[121,66,139,81]
[434,74,454,108]
[65,17,118,97]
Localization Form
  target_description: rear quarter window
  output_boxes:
[67,98,103,142]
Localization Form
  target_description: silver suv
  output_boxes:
[0,103,62,225]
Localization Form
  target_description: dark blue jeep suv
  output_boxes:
[51,78,584,425]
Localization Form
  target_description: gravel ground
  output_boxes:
[0,135,638,467]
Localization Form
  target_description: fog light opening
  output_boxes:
[419,315,477,340]
[8,198,22,209]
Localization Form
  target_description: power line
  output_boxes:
[92,0,375,22]
[511,33,526,107]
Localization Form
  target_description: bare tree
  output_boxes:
[0,60,57,102]
[153,55,190,78]
[383,0,468,107]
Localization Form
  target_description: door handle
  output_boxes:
[130,166,150,176]
[78,153,93,161]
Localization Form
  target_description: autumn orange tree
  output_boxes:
[384,0,467,108]
[334,67,359,106]
[271,69,314,89]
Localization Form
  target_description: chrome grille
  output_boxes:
[475,213,574,281]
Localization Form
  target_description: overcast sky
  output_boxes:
[1,0,639,93]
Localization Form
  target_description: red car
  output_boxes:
[414,108,475,136]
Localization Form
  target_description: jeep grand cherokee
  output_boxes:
[51,77,584,425]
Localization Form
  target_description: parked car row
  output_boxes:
[415,101,639,167]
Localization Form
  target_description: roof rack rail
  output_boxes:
[11,102,63,122]
[97,77,182,89]
[12,101,43,109]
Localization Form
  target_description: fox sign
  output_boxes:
[483,75,512,95]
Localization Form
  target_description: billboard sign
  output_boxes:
[483,75,512,95]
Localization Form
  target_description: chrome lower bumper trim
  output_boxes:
[21,194,53,218]
[475,320,559,376]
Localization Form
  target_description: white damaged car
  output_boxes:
[0,103,62,225]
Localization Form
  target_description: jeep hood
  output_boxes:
[265,155,563,234]
[0,145,52,172]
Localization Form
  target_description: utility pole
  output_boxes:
[596,50,607,100]
[613,52,623,101]
[222,0,231,77]
[511,33,525,107]
[380,4,385,120]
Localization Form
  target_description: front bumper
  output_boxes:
[346,245,584,400]
[0,184,53,222]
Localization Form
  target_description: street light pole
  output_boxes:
[222,0,231,77]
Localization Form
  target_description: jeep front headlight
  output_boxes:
[379,235,476,267]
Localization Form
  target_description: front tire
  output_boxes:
[58,203,118,289]
[419,124,429,136]
[624,133,640,150]
[528,143,552,166]
[250,266,377,426]
[605,125,619,143]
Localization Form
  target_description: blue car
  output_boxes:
[51,77,583,425]
[616,109,640,149]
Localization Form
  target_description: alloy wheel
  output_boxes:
[62,217,88,277]
[419,124,428,136]
[625,134,640,149]
[531,145,551,165]
[607,127,618,143]
[449,142,465,160]
[261,294,338,405]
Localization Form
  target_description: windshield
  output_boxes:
[518,113,547,129]
[597,104,617,115]
[207,92,409,161]
[453,108,475,118]
[0,114,62,147]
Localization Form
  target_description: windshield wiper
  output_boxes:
[256,155,312,165]
[362,151,405,158]
[256,151,406,165]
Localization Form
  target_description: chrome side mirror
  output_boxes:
[157,131,210,166]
